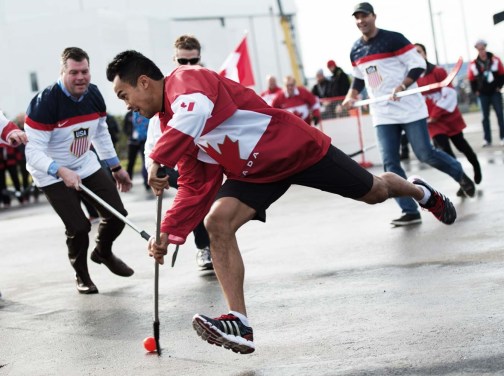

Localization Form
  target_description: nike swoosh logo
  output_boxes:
[58,120,69,127]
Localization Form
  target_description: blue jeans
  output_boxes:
[376,118,464,215]
[479,92,504,143]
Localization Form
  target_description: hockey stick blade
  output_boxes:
[353,56,463,107]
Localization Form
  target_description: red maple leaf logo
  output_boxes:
[201,136,246,174]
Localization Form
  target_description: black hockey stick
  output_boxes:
[347,144,377,158]
[153,179,163,356]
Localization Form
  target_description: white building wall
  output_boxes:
[0,0,301,117]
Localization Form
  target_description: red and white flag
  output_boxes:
[219,35,255,87]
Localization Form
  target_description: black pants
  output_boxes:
[166,167,210,249]
[432,132,480,174]
[42,169,127,280]
[126,141,147,188]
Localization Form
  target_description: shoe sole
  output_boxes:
[192,315,255,354]
[77,287,99,294]
[198,262,214,271]
[390,219,422,226]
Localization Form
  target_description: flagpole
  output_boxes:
[245,25,261,90]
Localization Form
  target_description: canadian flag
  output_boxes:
[219,35,255,87]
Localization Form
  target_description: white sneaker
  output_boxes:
[196,247,213,270]
[482,140,491,147]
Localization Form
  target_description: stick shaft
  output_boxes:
[79,183,150,240]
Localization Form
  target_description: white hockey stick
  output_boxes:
[353,57,463,107]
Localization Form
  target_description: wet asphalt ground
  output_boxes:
[1,112,504,376]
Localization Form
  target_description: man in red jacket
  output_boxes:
[107,50,457,355]
[272,75,321,126]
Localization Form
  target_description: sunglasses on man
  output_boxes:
[177,57,200,65]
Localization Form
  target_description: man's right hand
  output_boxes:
[7,129,28,147]
[148,162,169,196]
[58,167,81,190]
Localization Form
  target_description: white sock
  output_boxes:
[229,311,250,327]
[416,185,431,205]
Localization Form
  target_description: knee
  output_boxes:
[67,221,91,239]
[204,210,232,239]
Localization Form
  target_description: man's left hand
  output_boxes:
[113,169,132,192]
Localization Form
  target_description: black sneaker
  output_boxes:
[192,313,255,354]
[390,213,422,226]
[408,176,457,225]
[459,173,475,197]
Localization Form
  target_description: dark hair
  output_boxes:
[414,43,427,55]
[61,47,89,67]
[174,35,201,53]
[106,50,164,86]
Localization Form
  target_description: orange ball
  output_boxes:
[143,336,157,352]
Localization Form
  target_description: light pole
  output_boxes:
[427,0,440,65]
[436,11,449,66]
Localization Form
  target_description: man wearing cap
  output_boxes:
[342,2,476,227]
[468,39,504,147]
[327,60,350,98]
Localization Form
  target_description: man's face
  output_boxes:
[113,76,158,119]
[61,58,90,98]
[267,77,277,90]
[354,12,376,36]
[174,48,200,66]
[475,44,487,59]
[285,78,296,96]
[415,46,426,59]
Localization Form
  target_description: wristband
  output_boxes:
[111,165,122,173]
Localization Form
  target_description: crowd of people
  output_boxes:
[2,0,504,355]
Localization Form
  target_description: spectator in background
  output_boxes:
[311,69,331,98]
[106,113,120,148]
[13,113,33,202]
[124,110,149,189]
[416,43,482,196]
[468,39,504,147]
[259,75,282,106]
[327,60,350,98]
[272,75,321,127]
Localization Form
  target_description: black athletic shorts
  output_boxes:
[215,144,374,222]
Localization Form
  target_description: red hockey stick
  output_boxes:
[353,57,463,107]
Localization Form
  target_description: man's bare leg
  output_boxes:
[358,172,424,204]
[204,197,256,316]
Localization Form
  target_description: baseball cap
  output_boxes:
[327,60,336,68]
[474,39,487,48]
[352,2,374,16]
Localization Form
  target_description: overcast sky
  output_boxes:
[294,0,504,77]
